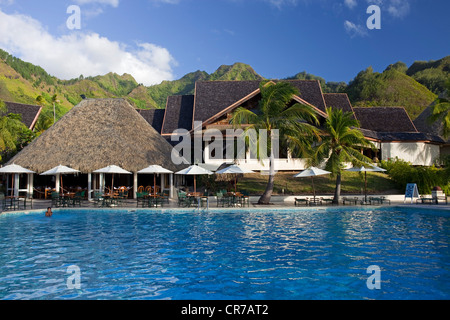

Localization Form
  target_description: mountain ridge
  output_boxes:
[0,47,448,121]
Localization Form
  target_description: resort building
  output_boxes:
[142,80,446,169]
[2,79,447,199]
[6,99,185,199]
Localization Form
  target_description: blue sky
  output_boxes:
[0,0,449,86]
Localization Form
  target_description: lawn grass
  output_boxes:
[236,171,399,196]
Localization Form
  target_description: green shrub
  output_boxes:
[380,158,450,194]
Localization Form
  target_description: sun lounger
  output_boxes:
[295,198,309,206]
[321,197,334,205]
[342,197,358,205]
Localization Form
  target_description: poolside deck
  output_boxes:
[2,194,449,213]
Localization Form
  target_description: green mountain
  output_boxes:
[345,65,438,119]
[406,56,450,94]
[145,63,264,108]
[0,47,448,121]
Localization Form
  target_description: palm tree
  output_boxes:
[311,107,373,204]
[231,81,321,204]
[428,80,450,139]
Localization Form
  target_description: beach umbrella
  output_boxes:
[216,164,254,192]
[175,164,213,193]
[41,165,80,194]
[293,167,331,202]
[93,165,132,195]
[138,165,173,195]
[0,164,35,197]
[346,165,387,203]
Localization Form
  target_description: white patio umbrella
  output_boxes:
[93,165,132,195]
[175,164,213,193]
[0,164,35,197]
[138,165,173,194]
[346,165,387,203]
[216,164,255,192]
[293,167,331,202]
[41,165,80,194]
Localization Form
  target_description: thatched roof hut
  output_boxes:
[8,98,185,174]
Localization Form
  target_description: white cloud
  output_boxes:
[365,0,411,18]
[387,0,410,18]
[0,10,176,86]
[344,20,368,37]
[73,0,119,7]
[344,0,357,9]
[264,0,299,9]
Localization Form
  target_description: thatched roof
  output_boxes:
[8,99,185,173]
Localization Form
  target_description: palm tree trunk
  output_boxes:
[333,173,342,205]
[258,145,275,205]
[258,173,274,205]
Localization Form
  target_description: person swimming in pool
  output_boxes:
[45,207,53,217]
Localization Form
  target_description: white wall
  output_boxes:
[381,142,440,166]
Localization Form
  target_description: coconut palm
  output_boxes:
[428,80,450,139]
[311,107,374,204]
[231,81,321,204]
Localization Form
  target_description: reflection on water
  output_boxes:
[0,207,449,300]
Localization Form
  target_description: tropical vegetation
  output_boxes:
[380,157,450,195]
[428,79,450,139]
[0,99,35,162]
[231,81,320,204]
[309,107,374,204]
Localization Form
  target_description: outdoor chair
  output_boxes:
[380,196,391,205]
[177,191,192,207]
[136,192,147,207]
[94,192,105,207]
[321,197,334,205]
[342,197,358,205]
[369,197,383,205]
[435,195,448,205]
[51,192,61,208]
[72,191,85,207]
[216,192,227,207]
[240,190,250,207]
[161,191,170,204]
[21,196,33,210]
[295,198,309,206]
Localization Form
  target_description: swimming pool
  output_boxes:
[0,206,449,300]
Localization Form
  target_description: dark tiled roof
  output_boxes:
[377,132,445,143]
[358,127,444,143]
[323,93,355,117]
[413,103,450,144]
[284,80,327,113]
[136,109,165,134]
[193,81,261,124]
[353,107,418,133]
[161,95,194,134]
[192,80,328,125]
[4,101,42,129]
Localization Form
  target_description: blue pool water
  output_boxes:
[0,207,449,300]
